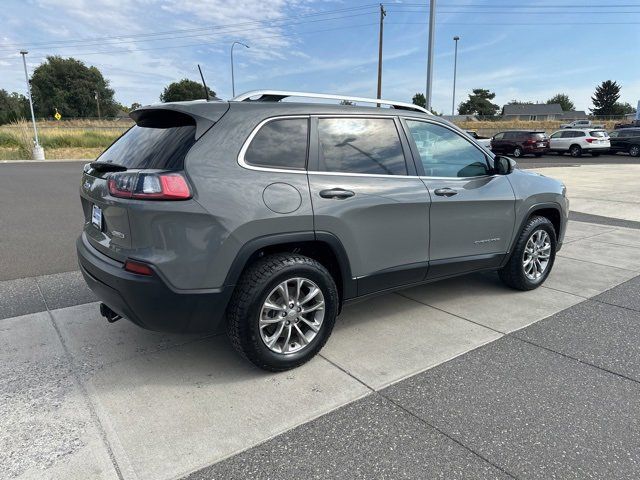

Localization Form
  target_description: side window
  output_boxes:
[493,133,504,140]
[608,131,619,138]
[550,132,562,139]
[574,131,585,137]
[244,118,308,170]
[317,117,407,175]
[406,120,489,178]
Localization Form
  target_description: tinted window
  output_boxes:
[574,131,585,137]
[609,131,619,138]
[406,120,489,178]
[550,132,562,139]
[97,116,196,170]
[245,118,308,169]
[531,133,546,140]
[590,131,607,137]
[317,118,407,175]
[493,133,504,140]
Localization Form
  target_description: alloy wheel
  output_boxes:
[522,229,551,281]
[259,277,325,355]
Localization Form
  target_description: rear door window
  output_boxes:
[317,117,407,175]
[96,111,196,170]
[244,118,308,170]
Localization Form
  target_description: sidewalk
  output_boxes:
[2,220,640,479]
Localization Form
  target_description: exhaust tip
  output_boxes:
[99,303,122,323]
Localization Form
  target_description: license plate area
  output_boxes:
[92,204,103,230]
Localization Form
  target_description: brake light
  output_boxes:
[108,172,191,200]
[124,259,154,276]
[585,138,595,143]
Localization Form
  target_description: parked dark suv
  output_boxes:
[491,130,550,157]
[609,128,640,157]
[77,91,568,371]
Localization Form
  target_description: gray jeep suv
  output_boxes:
[77,90,569,371]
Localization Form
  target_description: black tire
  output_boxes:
[227,253,338,371]
[630,145,640,157]
[512,146,523,158]
[499,215,557,291]
[569,144,582,157]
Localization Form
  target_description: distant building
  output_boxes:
[559,110,588,120]
[502,103,564,121]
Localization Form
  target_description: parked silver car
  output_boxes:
[77,90,569,371]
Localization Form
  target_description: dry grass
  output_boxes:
[455,119,619,136]
[0,119,128,160]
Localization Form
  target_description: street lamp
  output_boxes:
[231,41,249,98]
[452,36,460,116]
[19,50,44,160]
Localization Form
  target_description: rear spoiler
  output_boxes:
[130,101,230,140]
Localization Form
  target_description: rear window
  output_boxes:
[96,110,196,170]
[244,118,308,170]
[590,131,607,137]
[531,133,546,139]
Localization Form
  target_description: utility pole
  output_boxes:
[95,90,101,119]
[231,41,249,98]
[452,36,460,116]
[376,3,386,105]
[19,50,44,160]
[425,0,436,111]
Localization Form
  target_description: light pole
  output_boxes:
[20,50,44,160]
[231,41,249,98]
[452,36,460,116]
[425,0,436,111]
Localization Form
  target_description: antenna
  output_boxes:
[197,64,209,101]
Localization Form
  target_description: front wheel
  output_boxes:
[227,253,338,371]
[499,215,557,291]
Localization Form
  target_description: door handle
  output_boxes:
[434,187,458,197]
[319,188,355,199]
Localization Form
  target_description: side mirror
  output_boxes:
[494,155,515,175]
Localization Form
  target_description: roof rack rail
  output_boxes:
[231,90,432,115]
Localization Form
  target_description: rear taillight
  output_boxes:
[585,138,596,143]
[108,172,191,200]
[524,139,535,145]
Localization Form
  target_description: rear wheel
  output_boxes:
[512,146,523,158]
[569,144,582,157]
[227,253,338,371]
[630,145,640,157]
[499,215,557,291]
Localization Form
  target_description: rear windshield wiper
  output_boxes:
[89,162,128,172]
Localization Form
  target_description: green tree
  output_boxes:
[0,89,29,124]
[590,80,621,116]
[458,89,499,116]
[30,56,118,118]
[546,93,575,112]
[130,102,142,111]
[160,79,215,102]
[614,102,636,115]
[412,92,426,108]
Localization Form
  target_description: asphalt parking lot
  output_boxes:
[2,157,640,479]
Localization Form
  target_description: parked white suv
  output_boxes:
[549,129,610,157]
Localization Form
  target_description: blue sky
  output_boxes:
[1,0,639,114]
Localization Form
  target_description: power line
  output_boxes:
[0,4,379,49]
[15,22,379,61]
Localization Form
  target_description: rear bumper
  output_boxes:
[523,145,549,153]
[77,233,232,334]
